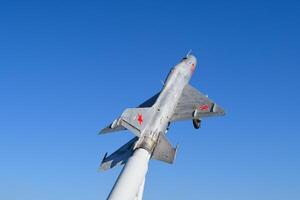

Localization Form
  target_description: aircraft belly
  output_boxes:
[155,91,180,125]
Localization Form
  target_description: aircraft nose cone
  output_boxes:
[187,54,197,65]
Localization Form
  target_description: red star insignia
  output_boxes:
[137,114,143,125]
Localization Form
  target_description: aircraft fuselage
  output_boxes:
[139,55,197,143]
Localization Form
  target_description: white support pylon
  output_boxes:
[107,148,150,200]
[135,178,145,200]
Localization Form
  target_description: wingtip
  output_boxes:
[213,104,226,116]
[98,152,108,172]
[98,127,109,135]
[173,144,179,164]
[102,152,108,162]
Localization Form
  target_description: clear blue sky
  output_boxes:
[0,0,299,199]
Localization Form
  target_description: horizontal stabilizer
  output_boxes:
[100,137,138,171]
[151,134,177,164]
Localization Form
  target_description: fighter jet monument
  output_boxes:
[99,54,225,200]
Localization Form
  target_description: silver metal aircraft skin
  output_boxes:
[100,54,225,199]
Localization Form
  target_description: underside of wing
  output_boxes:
[99,115,127,135]
[100,120,126,134]
[99,92,160,135]
[120,107,154,136]
[170,84,225,122]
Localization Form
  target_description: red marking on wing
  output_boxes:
[137,114,143,125]
[199,105,209,110]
